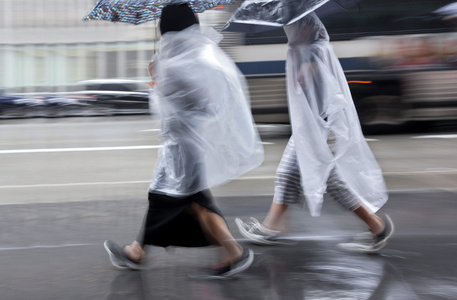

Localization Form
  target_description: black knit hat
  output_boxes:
[159,3,199,35]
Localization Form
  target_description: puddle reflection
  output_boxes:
[104,241,447,300]
[251,244,419,300]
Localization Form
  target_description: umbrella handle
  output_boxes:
[153,19,159,55]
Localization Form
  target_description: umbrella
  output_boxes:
[84,0,235,25]
[222,0,362,33]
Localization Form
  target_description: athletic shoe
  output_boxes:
[190,248,254,280]
[235,217,285,245]
[103,240,143,270]
[338,214,395,253]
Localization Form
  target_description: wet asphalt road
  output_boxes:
[1,190,457,300]
[1,116,457,299]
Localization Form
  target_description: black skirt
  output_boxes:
[139,190,224,248]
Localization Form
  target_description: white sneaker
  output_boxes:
[338,214,395,253]
[235,217,284,245]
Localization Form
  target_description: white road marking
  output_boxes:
[0,181,150,189]
[384,169,457,175]
[0,141,271,154]
[365,138,379,142]
[2,169,457,191]
[412,134,457,139]
[0,119,156,129]
[425,168,457,171]
[233,175,275,180]
[0,145,162,154]
[0,137,152,146]
[0,176,276,189]
[139,129,160,132]
[0,243,98,251]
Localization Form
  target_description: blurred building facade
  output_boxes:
[0,0,233,92]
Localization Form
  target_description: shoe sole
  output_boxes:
[338,240,387,253]
[124,259,145,271]
[235,218,286,246]
[223,249,254,278]
[338,214,395,254]
[189,249,254,280]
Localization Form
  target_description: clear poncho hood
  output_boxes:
[285,13,387,216]
[149,25,264,196]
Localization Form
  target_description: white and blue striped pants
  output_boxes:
[273,136,361,212]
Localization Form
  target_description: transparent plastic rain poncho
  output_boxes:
[149,25,264,197]
[284,13,388,216]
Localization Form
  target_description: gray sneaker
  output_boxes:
[235,217,285,245]
[104,240,143,270]
[338,214,395,253]
[190,248,254,280]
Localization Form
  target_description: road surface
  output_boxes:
[1,116,456,299]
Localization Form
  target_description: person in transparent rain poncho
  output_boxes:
[236,12,394,253]
[104,4,264,279]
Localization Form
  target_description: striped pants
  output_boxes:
[273,136,361,212]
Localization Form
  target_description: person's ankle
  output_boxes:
[262,222,283,233]
[225,245,243,266]
[370,217,385,236]
[124,242,143,262]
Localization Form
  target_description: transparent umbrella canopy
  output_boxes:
[222,0,362,33]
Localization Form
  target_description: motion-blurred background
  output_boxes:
[1,0,457,134]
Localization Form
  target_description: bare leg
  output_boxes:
[353,206,385,235]
[123,202,243,265]
[123,204,243,265]
[262,200,385,235]
[189,202,243,265]
[262,202,289,232]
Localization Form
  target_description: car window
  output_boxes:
[100,84,130,91]
[85,84,101,90]
[77,82,149,92]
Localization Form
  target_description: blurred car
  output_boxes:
[0,92,20,118]
[42,94,90,117]
[72,79,151,115]
[0,88,45,118]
